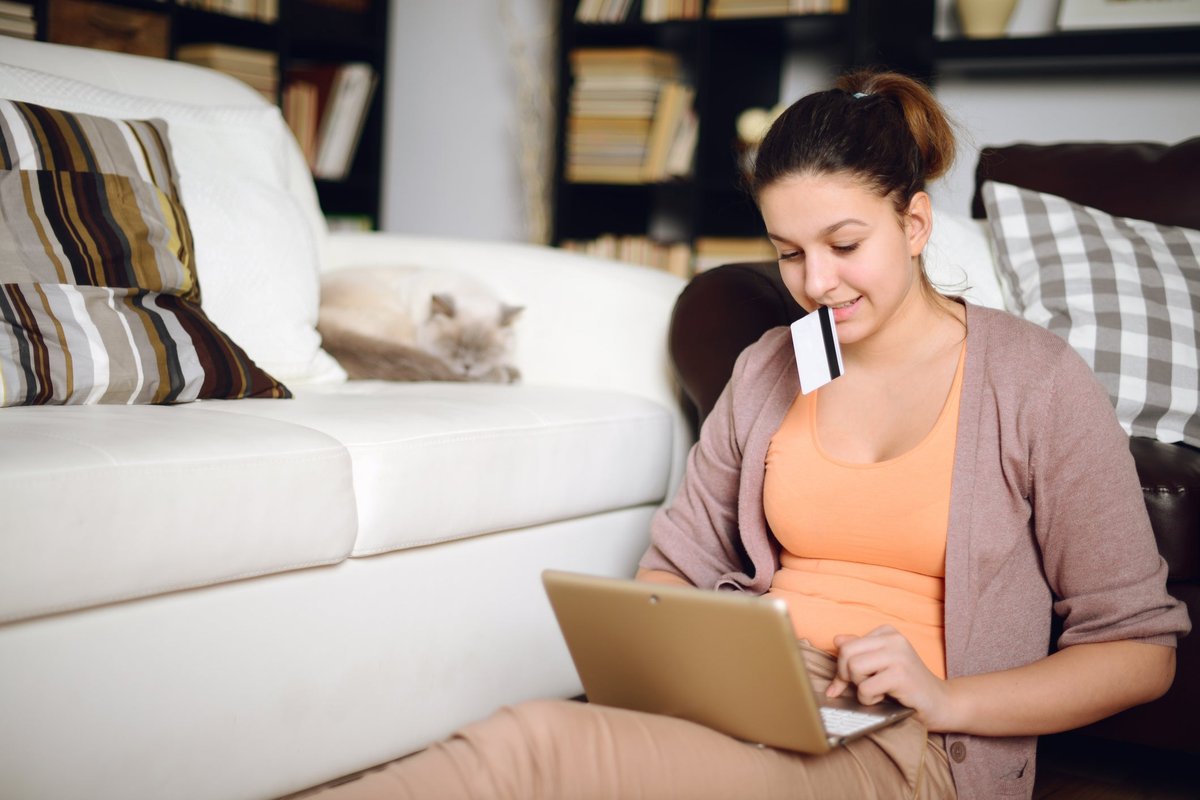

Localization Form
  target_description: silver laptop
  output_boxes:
[542,569,914,754]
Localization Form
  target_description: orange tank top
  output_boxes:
[763,344,966,679]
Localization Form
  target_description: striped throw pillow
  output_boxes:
[0,100,289,404]
[983,180,1199,448]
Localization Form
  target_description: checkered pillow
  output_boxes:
[983,180,1200,448]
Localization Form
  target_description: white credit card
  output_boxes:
[790,305,844,394]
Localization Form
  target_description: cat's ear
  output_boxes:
[430,293,457,319]
[499,304,524,327]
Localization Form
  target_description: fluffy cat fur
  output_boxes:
[318,266,523,383]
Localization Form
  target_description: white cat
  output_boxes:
[317,266,523,382]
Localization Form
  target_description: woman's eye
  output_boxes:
[778,250,802,262]
[833,243,860,254]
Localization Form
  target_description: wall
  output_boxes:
[932,73,1200,216]
[380,0,556,241]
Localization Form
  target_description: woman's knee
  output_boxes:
[491,699,596,755]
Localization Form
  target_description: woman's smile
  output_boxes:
[828,296,862,323]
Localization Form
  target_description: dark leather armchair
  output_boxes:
[667,139,1200,755]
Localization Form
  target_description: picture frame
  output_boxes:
[1058,0,1200,30]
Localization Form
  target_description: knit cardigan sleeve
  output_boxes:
[1028,336,1190,648]
[639,328,793,591]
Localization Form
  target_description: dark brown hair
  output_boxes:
[750,70,956,212]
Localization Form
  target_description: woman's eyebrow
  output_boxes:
[767,218,867,243]
[822,218,867,235]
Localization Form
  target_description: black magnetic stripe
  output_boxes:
[818,305,840,380]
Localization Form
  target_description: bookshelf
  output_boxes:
[552,0,935,277]
[14,0,388,229]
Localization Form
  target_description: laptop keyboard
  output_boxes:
[819,706,889,737]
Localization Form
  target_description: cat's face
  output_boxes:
[424,317,514,380]
[419,295,522,381]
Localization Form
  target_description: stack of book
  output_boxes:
[641,0,702,21]
[573,0,634,22]
[283,62,377,181]
[576,0,700,22]
[708,0,846,18]
[566,47,696,184]
[693,236,778,273]
[176,44,278,102]
[176,0,279,23]
[561,235,692,278]
[0,0,35,39]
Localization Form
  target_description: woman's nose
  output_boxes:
[803,256,838,302]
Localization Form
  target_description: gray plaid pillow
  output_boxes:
[983,180,1200,448]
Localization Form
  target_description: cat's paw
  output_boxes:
[480,364,521,384]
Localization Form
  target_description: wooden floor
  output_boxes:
[1033,735,1198,800]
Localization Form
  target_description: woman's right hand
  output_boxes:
[826,625,958,732]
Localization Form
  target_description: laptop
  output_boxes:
[541,569,914,754]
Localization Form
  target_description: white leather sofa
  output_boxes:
[0,39,689,800]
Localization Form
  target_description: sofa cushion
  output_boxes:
[0,100,290,404]
[0,405,357,624]
[0,59,343,385]
[983,180,1200,448]
[191,382,675,556]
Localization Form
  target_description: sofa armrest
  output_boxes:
[1133,437,1200,581]
[324,232,692,488]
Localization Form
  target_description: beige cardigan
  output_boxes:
[640,303,1190,800]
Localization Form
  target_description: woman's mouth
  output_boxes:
[828,297,861,323]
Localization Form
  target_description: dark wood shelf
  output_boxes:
[934,27,1200,74]
[171,6,278,51]
[284,0,384,61]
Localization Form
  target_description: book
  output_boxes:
[283,80,319,163]
[707,0,844,17]
[0,0,34,17]
[693,236,777,272]
[641,0,701,21]
[575,0,634,22]
[0,17,35,37]
[0,0,34,38]
[567,46,690,186]
[176,43,277,76]
[176,0,267,21]
[285,61,376,178]
[175,43,278,96]
[312,62,377,180]
[663,105,698,178]
[642,81,694,182]
[561,235,693,276]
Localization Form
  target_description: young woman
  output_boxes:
[326,70,1188,800]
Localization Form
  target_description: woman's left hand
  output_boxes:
[825,625,956,731]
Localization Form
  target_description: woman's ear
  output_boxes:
[905,191,933,258]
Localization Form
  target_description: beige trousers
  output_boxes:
[315,645,955,800]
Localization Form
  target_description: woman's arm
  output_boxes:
[828,627,1175,736]
[939,639,1175,736]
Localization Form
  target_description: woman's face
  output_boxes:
[758,171,932,347]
